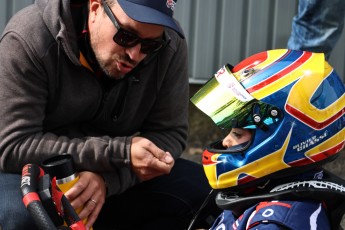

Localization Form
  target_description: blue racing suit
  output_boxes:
[210,200,330,230]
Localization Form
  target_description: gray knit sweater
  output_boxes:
[0,0,189,195]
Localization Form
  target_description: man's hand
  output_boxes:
[130,136,175,181]
[64,171,106,230]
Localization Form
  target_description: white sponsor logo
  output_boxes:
[21,175,31,187]
[166,0,176,10]
[292,131,328,152]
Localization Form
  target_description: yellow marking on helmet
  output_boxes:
[203,154,222,188]
[206,127,293,189]
[251,53,323,100]
[253,49,288,70]
[286,62,345,124]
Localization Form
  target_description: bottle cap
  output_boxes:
[42,154,76,180]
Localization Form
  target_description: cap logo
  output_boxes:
[166,0,176,11]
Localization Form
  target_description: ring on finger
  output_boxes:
[89,198,97,205]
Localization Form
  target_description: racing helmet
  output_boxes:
[191,49,345,190]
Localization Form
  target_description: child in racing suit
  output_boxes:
[190,49,345,230]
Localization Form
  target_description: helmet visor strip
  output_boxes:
[191,64,282,130]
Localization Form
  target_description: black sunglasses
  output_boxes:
[102,0,167,54]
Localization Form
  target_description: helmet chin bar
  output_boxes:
[208,130,254,153]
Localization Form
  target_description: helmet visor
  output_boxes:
[191,64,282,130]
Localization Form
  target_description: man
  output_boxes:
[288,0,345,60]
[0,0,219,229]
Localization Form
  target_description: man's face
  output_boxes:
[88,0,164,79]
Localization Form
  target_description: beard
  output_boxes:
[97,52,124,79]
[91,40,140,80]
[92,44,125,79]
[89,25,126,79]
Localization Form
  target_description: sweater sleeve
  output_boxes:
[0,31,138,194]
[140,32,189,159]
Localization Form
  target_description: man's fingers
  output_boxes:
[161,152,174,164]
[131,136,175,181]
[153,151,174,164]
[64,179,87,201]
[152,156,172,171]
[147,143,174,164]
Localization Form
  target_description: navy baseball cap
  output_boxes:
[117,0,184,38]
